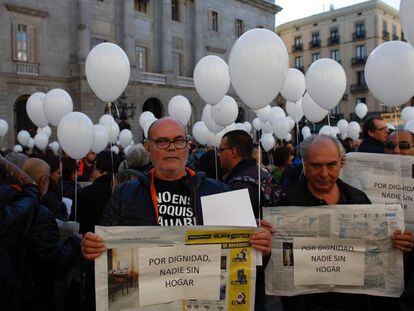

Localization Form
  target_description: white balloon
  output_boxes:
[99,114,115,126]
[255,105,272,123]
[340,132,348,140]
[49,141,60,155]
[261,121,273,134]
[252,118,262,131]
[387,123,396,131]
[285,133,292,142]
[13,145,23,153]
[243,122,252,133]
[286,116,295,131]
[302,93,328,123]
[57,112,94,160]
[355,103,368,119]
[210,96,239,127]
[347,121,361,140]
[301,126,311,136]
[319,126,333,137]
[202,105,224,133]
[260,133,275,152]
[400,0,414,46]
[168,95,192,126]
[43,89,74,126]
[26,92,48,127]
[306,58,346,110]
[286,100,304,123]
[27,138,35,149]
[118,129,133,147]
[139,111,155,128]
[192,121,211,145]
[110,145,119,155]
[124,145,132,156]
[103,121,120,144]
[365,41,414,107]
[303,132,312,140]
[40,125,52,138]
[34,133,49,151]
[405,120,414,134]
[271,106,286,121]
[193,55,230,106]
[85,42,130,102]
[229,29,289,110]
[0,119,8,137]
[281,68,306,102]
[17,130,31,146]
[273,117,290,140]
[337,119,349,135]
[92,124,109,153]
[143,118,157,139]
[401,106,414,123]
[234,123,249,133]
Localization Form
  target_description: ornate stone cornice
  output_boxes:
[236,0,282,14]
[5,3,48,18]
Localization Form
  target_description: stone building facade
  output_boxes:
[276,0,408,121]
[0,0,281,146]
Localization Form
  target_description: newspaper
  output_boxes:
[95,226,258,311]
[341,152,414,230]
[264,204,404,297]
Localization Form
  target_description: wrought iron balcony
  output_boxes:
[16,62,39,76]
[352,30,366,41]
[292,44,303,52]
[177,76,194,87]
[350,83,368,93]
[139,72,167,84]
[383,31,390,41]
[328,36,340,45]
[309,39,321,49]
[351,56,367,66]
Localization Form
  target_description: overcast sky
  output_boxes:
[276,0,401,26]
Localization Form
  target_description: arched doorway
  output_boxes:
[14,94,37,137]
[143,97,163,118]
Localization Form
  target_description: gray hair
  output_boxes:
[300,134,345,161]
[126,143,150,168]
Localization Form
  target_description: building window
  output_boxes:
[295,56,303,70]
[172,52,181,76]
[91,38,106,48]
[312,32,320,44]
[210,11,219,32]
[136,46,147,71]
[171,0,179,21]
[295,36,302,46]
[356,23,365,35]
[331,49,340,62]
[356,97,366,104]
[383,20,388,32]
[392,24,398,40]
[16,24,28,62]
[312,53,320,63]
[356,45,366,58]
[357,71,365,85]
[235,19,244,37]
[134,0,147,13]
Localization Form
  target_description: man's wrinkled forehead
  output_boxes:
[148,118,187,139]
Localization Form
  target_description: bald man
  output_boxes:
[22,157,50,196]
[385,130,414,156]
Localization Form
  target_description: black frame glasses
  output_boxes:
[385,141,414,150]
[151,137,189,150]
[217,146,232,153]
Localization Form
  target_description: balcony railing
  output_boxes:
[383,31,390,41]
[353,30,366,41]
[16,62,39,76]
[351,56,367,66]
[139,72,167,84]
[177,76,194,87]
[328,36,340,45]
[292,44,303,52]
[309,40,321,49]
[351,83,368,93]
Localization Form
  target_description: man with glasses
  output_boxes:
[385,129,414,156]
[81,117,272,268]
[357,116,389,153]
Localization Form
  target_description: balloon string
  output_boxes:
[74,160,78,224]
[394,107,404,219]
[327,113,332,136]
[110,144,116,188]
[213,111,218,181]
[296,122,299,145]
[258,145,262,228]
[59,152,64,202]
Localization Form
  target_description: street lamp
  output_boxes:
[110,92,136,121]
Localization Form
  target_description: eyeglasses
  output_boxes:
[150,137,189,150]
[217,146,232,153]
[385,141,414,150]
[374,126,389,132]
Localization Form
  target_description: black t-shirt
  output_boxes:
[154,177,196,226]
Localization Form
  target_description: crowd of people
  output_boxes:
[1,115,414,311]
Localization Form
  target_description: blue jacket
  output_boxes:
[357,136,385,154]
[101,170,229,226]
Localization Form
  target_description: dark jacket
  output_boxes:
[60,179,81,221]
[78,173,113,234]
[0,184,81,311]
[42,181,67,221]
[101,170,229,226]
[357,136,385,154]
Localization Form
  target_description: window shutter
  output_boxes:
[27,25,35,63]
[12,23,18,61]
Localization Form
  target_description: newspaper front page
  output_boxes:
[264,204,404,297]
[341,152,414,230]
[95,226,258,311]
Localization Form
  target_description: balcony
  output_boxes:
[139,72,167,84]
[351,56,367,66]
[16,62,39,76]
[392,34,400,40]
[177,76,194,87]
[353,30,366,41]
[309,39,321,49]
[351,83,368,93]
[292,44,303,52]
[383,31,390,41]
[328,36,340,46]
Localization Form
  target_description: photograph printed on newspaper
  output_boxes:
[264,204,404,297]
[94,226,258,311]
[341,152,414,230]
